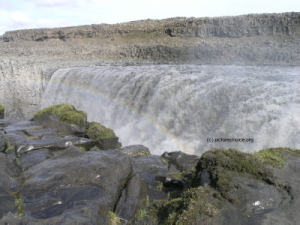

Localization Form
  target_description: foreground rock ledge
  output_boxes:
[0,108,299,224]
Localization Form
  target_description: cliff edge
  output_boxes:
[1,12,299,64]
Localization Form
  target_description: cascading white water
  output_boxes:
[40,65,300,155]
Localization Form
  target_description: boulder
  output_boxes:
[85,121,119,150]
[33,114,86,136]
[131,155,168,203]
[32,104,88,135]
[161,151,200,173]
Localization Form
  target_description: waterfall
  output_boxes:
[40,65,300,155]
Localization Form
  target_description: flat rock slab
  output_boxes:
[18,148,51,170]
[0,119,16,128]
[20,146,132,223]
[25,128,58,137]
[15,136,98,154]
[4,121,42,132]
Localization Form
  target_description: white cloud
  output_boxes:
[28,0,76,7]
[0,0,13,9]
[10,12,31,26]
[36,18,71,28]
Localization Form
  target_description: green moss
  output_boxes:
[152,186,220,225]
[14,192,25,217]
[3,135,16,156]
[108,211,121,225]
[86,121,116,140]
[31,126,44,130]
[254,147,300,168]
[132,151,151,158]
[196,148,274,200]
[34,104,87,127]
[136,209,149,221]
[78,146,87,151]
[0,104,4,114]
[26,135,39,140]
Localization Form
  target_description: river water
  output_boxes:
[40,65,300,155]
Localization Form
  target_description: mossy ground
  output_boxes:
[33,104,87,127]
[85,121,116,140]
[143,186,220,225]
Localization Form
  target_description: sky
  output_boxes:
[0,0,299,35]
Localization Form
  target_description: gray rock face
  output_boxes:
[21,146,132,223]
[115,174,148,221]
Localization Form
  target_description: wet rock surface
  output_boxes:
[0,113,300,224]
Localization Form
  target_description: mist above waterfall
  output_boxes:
[40,65,300,155]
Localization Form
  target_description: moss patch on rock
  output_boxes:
[33,104,87,127]
[0,104,4,114]
[195,148,275,200]
[85,121,116,140]
[150,186,220,225]
[254,147,300,168]
[194,148,300,202]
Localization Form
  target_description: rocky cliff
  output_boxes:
[3,12,300,41]
[0,12,299,120]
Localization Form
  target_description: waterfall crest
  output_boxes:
[40,65,300,155]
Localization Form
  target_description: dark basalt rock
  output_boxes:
[161,150,200,172]
[0,132,6,152]
[0,152,22,218]
[115,174,148,221]
[17,148,51,170]
[24,128,58,137]
[4,120,42,132]
[131,155,169,202]
[0,119,15,128]
[33,114,86,136]
[15,136,98,155]
[20,146,132,224]
[98,137,119,150]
